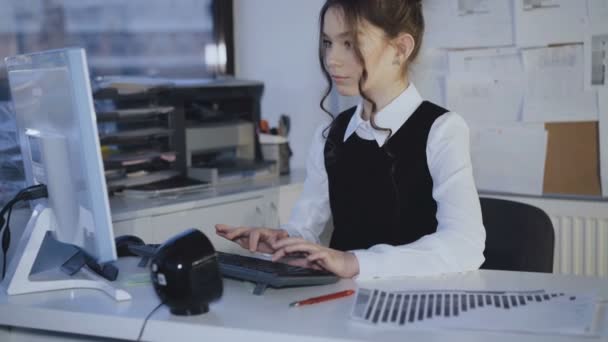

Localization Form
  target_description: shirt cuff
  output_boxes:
[279,223,323,244]
[278,223,302,239]
[351,250,381,281]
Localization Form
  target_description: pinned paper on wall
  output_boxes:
[448,47,522,76]
[600,89,608,197]
[514,0,586,47]
[446,48,524,124]
[587,0,608,32]
[469,124,547,195]
[585,31,608,90]
[424,0,513,49]
[584,0,608,90]
[522,45,598,122]
[446,74,523,124]
[410,48,447,106]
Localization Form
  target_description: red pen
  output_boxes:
[289,289,356,307]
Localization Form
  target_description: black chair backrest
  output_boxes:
[480,197,555,273]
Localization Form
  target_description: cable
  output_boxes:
[1,184,48,280]
[1,200,18,279]
[1,205,13,279]
[137,302,165,342]
[16,184,48,202]
[0,198,18,227]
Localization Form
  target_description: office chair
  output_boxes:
[479,197,555,273]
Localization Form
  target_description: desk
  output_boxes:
[1,258,607,342]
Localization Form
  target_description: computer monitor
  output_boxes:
[2,48,129,300]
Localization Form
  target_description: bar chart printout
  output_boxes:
[351,289,599,336]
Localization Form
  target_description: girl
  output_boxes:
[216,0,486,280]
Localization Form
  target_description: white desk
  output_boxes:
[1,257,607,342]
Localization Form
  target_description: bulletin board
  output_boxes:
[543,122,600,196]
[411,0,608,198]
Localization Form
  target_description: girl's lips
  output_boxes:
[332,75,349,82]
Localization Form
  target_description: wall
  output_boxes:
[233,0,330,169]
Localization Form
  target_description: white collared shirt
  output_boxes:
[281,83,486,280]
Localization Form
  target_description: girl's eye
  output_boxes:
[323,39,332,48]
[344,41,352,49]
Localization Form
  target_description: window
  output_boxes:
[0,0,234,99]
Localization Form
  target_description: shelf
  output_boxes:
[96,106,174,122]
[99,127,173,144]
[106,169,180,190]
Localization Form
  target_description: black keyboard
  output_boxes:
[216,251,339,295]
[128,245,339,295]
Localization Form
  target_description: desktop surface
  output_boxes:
[143,269,608,342]
[0,257,607,342]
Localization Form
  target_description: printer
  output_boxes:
[168,79,278,186]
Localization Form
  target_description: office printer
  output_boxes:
[168,79,278,186]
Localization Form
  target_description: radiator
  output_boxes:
[551,215,608,277]
[487,194,608,278]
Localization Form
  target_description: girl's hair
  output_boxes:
[319,0,425,141]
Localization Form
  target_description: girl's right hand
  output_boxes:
[215,224,289,254]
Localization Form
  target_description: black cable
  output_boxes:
[16,184,48,202]
[1,184,48,280]
[0,198,19,226]
[137,302,165,342]
[1,205,13,279]
[1,199,17,279]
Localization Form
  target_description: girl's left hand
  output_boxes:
[271,238,359,278]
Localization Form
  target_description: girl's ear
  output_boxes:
[393,33,416,63]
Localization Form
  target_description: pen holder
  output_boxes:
[260,133,291,175]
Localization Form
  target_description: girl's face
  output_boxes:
[322,7,403,97]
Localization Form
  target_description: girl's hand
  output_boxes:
[271,238,360,278]
[215,224,289,254]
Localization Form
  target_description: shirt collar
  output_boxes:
[343,82,423,147]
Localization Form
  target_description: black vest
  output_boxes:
[324,101,448,251]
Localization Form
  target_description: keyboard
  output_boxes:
[128,244,339,295]
[216,251,339,295]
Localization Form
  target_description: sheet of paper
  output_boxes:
[600,89,608,197]
[351,288,600,336]
[585,29,608,90]
[588,0,608,32]
[514,0,586,47]
[522,45,598,122]
[469,124,547,195]
[446,74,523,124]
[410,48,448,106]
[448,47,522,75]
[424,0,513,48]
[446,48,524,123]
[584,0,608,89]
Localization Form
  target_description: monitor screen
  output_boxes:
[5,48,117,263]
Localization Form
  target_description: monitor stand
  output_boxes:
[1,204,131,301]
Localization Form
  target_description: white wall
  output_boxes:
[234,0,330,169]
